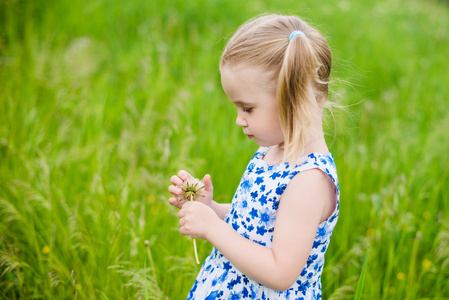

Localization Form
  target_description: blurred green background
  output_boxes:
[1,0,448,299]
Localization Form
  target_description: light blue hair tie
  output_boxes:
[289,30,305,41]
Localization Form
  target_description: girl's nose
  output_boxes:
[235,112,248,127]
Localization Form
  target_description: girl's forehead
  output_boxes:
[221,64,270,78]
[220,65,277,92]
[220,67,277,105]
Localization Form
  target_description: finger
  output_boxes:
[170,175,183,186]
[168,197,179,206]
[168,185,182,196]
[181,201,192,208]
[179,226,188,236]
[202,174,213,193]
[170,198,187,209]
[178,170,191,181]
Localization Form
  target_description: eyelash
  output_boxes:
[242,107,253,113]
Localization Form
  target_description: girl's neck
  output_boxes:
[262,132,329,165]
[302,134,329,156]
[301,123,329,156]
[262,144,284,165]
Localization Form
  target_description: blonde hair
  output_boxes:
[220,14,332,163]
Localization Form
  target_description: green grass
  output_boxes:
[1,0,448,298]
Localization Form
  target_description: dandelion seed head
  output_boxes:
[178,177,204,201]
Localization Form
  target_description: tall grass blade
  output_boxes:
[354,247,369,300]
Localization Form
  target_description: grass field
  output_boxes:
[1,0,448,298]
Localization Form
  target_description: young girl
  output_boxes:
[168,14,339,299]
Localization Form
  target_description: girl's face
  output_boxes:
[220,66,284,147]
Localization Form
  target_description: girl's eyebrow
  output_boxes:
[233,100,255,106]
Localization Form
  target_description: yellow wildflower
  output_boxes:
[422,259,432,269]
[42,246,50,254]
[107,195,115,203]
[366,228,375,237]
[147,194,156,203]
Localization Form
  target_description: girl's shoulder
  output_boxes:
[300,152,336,171]
[251,147,336,171]
[296,152,339,190]
[247,147,338,187]
[262,148,337,187]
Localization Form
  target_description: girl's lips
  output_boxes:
[247,135,255,139]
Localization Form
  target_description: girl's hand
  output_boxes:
[168,170,214,208]
[178,201,219,240]
[168,170,213,209]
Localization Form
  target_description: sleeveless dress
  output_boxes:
[187,147,340,300]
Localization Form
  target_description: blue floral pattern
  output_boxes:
[187,147,340,299]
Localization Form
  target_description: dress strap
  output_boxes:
[293,153,339,190]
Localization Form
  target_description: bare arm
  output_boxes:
[178,169,336,291]
[208,200,231,220]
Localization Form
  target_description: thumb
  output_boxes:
[202,174,213,192]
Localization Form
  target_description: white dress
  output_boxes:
[187,147,340,300]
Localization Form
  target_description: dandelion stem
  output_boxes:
[193,239,199,265]
[179,178,203,265]
[190,194,200,264]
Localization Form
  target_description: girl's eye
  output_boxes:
[242,107,253,113]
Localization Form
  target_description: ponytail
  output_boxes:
[277,34,322,163]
